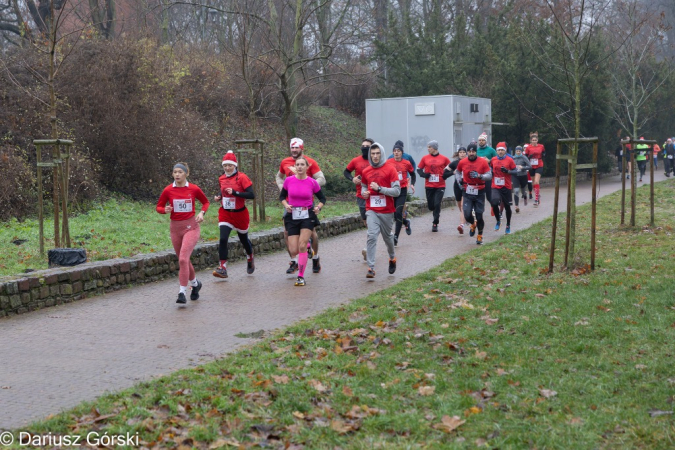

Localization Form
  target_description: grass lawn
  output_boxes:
[12,180,675,449]
[0,196,358,278]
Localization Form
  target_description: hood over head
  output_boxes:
[368,142,387,168]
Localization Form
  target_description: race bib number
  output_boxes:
[530,158,539,166]
[429,174,440,183]
[466,185,479,196]
[292,207,309,220]
[173,198,193,213]
[495,177,505,186]
[222,197,236,209]
[669,155,674,159]
[370,195,386,208]
[398,172,403,180]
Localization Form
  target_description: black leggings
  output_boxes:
[426,187,445,224]
[219,225,253,261]
[394,187,408,238]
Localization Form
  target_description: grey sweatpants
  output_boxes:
[366,210,395,270]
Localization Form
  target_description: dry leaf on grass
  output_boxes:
[418,386,436,396]
[432,415,465,433]
[308,379,329,392]
[272,374,290,384]
[539,388,557,399]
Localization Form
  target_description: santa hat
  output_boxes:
[222,150,238,166]
[290,137,304,149]
[478,133,488,141]
[496,142,507,151]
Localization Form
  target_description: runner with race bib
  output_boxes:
[525,131,545,207]
[490,142,518,234]
[456,143,492,245]
[387,141,416,246]
[417,140,452,232]
[156,162,210,304]
[212,151,255,279]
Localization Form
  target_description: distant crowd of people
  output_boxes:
[615,136,675,181]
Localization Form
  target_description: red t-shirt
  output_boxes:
[525,144,545,169]
[279,155,321,178]
[490,157,516,190]
[218,172,253,210]
[456,157,491,193]
[418,154,451,188]
[387,158,414,188]
[361,164,399,214]
[346,156,372,199]
[156,182,210,221]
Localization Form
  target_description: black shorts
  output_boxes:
[490,187,513,206]
[453,182,463,201]
[463,190,486,216]
[284,210,317,236]
[529,167,544,176]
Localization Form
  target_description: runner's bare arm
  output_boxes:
[275,171,285,190]
[313,171,326,186]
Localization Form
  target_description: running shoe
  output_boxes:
[627,174,630,179]
[523,196,528,206]
[494,221,501,231]
[190,280,202,301]
[405,219,412,235]
[247,256,255,274]
[176,293,187,304]
[286,261,298,274]
[476,234,483,245]
[534,200,539,208]
[362,249,367,261]
[639,177,642,182]
[457,223,464,234]
[294,276,306,286]
[515,206,520,213]
[312,257,321,273]
[505,226,511,235]
[529,193,533,199]
[432,224,438,232]
[213,267,228,278]
[366,268,375,278]
[388,258,397,274]
[394,235,398,247]
[469,224,477,237]
[307,245,314,260]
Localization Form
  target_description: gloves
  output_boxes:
[469,171,479,179]
[500,166,509,173]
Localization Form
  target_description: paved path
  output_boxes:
[0,172,666,430]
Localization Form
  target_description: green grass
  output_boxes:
[10,180,675,449]
[0,194,357,278]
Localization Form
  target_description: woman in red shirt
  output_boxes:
[156,163,210,304]
[525,131,545,206]
[212,151,255,279]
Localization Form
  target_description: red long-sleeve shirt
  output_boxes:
[156,181,210,221]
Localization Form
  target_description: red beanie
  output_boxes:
[496,142,507,151]
[222,150,238,166]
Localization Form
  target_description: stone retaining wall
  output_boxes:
[0,198,455,317]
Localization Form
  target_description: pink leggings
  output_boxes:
[170,217,201,286]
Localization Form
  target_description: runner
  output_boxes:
[664,138,675,177]
[525,131,545,206]
[456,143,492,245]
[635,137,649,182]
[417,140,452,232]
[448,147,468,234]
[279,156,326,287]
[276,138,325,274]
[212,151,255,279]
[477,133,497,208]
[386,139,417,168]
[361,143,400,277]
[344,138,374,260]
[387,141,416,245]
[511,145,532,213]
[490,142,517,234]
[156,163,210,304]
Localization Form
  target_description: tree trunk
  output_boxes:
[48,0,60,247]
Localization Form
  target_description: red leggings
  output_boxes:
[170,217,200,286]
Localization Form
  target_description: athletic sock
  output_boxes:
[298,252,308,277]
[189,278,199,287]
[535,185,540,201]
[312,253,319,260]
[247,254,253,261]
[220,260,227,269]
[179,286,188,294]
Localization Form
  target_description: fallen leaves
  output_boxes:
[432,415,466,433]
[308,379,329,393]
[418,385,436,396]
[539,388,558,399]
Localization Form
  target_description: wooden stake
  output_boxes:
[549,142,562,273]
[591,142,598,271]
[620,145,626,225]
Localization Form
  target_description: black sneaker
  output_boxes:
[394,235,399,246]
[432,224,438,232]
[529,193,533,199]
[247,256,255,274]
[213,267,228,278]
[366,268,375,278]
[388,258,397,274]
[405,219,412,235]
[176,293,187,304]
[190,280,202,300]
[294,276,306,286]
[312,257,321,273]
[286,261,298,274]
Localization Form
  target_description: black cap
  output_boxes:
[467,142,478,152]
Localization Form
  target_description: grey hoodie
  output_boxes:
[512,154,532,176]
[361,142,401,198]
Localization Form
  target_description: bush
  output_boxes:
[322,172,356,197]
[0,145,36,221]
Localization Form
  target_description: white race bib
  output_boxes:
[669,155,674,159]
[369,195,386,208]
[173,198,193,213]
[398,172,403,180]
[292,207,309,220]
[222,197,236,209]
[495,177,505,186]
[466,185,479,195]
[530,158,539,166]
[429,174,440,183]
